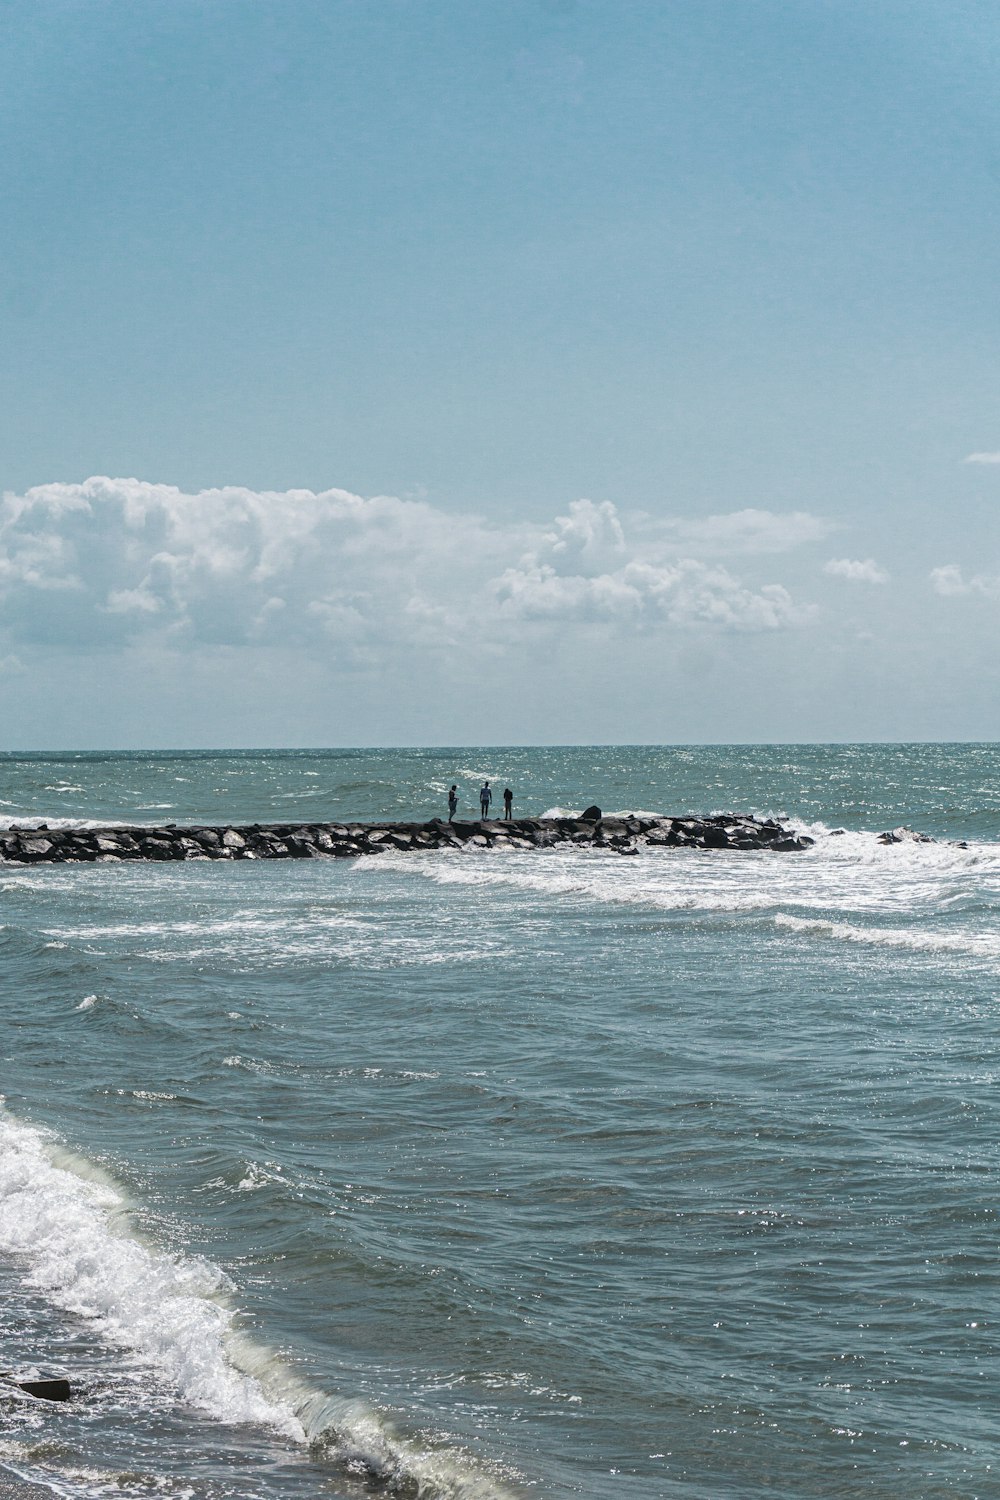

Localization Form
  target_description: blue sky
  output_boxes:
[1,0,999,746]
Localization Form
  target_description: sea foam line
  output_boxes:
[363,839,1000,959]
[773,912,1000,956]
[0,1105,517,1500]
[0,1105,302,1439]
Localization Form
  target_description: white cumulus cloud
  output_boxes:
[494,557,813,630]
[0,478,819,657]
[823,557,889,584]
[930,564,1000,597]
[670,508,833,554]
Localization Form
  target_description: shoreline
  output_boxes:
[0,813,813,865]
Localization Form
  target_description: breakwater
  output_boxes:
[0,812,813,864]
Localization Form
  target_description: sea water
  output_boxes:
[0,745,998,1499]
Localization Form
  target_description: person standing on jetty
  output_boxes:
[448,785,458,821]
[480,781,492,819]
[503,787,513,819]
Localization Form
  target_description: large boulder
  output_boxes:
[18,836,55,860]
[581,805,602,822]
[877,826,933,845]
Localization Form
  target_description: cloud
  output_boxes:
[493,498,817,630]
[669,508,833,554]
[0,478,818,657]
[930,564,1000,597]
[963,452,1000,465]
[494,557,814,630]
[541,498,626,568]
[823,557,889,584]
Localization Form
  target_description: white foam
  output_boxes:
[366,845,790,914]
[0,1104,303,1439]
[0,1106,518,1499]
[0,816,109,832]
[774,912,1000,957]
[364,829,1000,965]
[236,1161,284,1192]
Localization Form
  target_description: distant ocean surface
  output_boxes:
[1,745,998,1500]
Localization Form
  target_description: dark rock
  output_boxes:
[580,805,602,822]
[140,838,179,859]
[286,837,319,857]
[15,1376,72,1402]
[0,812,812,864]
[877,826,933,845]
[18,837,55,860]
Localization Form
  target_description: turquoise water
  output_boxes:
[1,746,998,1499]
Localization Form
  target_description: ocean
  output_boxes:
[0,744,997,1500]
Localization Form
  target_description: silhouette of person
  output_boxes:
[480,781,492,819]
[448,785,458,821]
[503,787,513,819]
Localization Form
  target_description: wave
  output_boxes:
[364,846,793,915]
[0,816,111,833]
[363,833,1000,962]
[773,912,1000,957]
[0,1105,518,1500]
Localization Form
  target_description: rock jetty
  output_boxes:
[0,814,813,865]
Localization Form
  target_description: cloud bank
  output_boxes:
[823,557,889,584]
[929,564,1000,598]
[0,479,821,656]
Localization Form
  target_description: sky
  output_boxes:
[1,0,999,747]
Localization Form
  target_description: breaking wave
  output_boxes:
[0,1105,517,1500]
